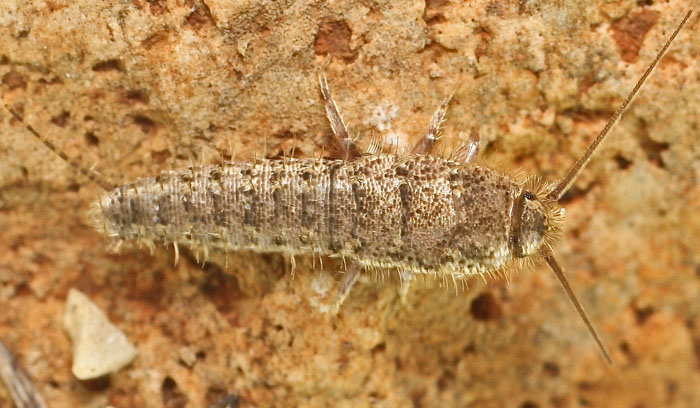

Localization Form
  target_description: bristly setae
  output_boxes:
[3,10,693,365]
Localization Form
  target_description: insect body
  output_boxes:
[94,154,557,280]
[5,10,693,365]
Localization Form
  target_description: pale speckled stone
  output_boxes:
[63,289,137,380]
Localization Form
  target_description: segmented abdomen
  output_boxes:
[92,154,520,276]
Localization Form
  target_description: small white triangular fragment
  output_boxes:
[63,288,137,380]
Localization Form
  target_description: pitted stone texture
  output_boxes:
[0,1,699,407]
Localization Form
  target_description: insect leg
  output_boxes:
[411,94,454,155]
[398,269,414,304]
[453,130,480,163]
[318,73,361,161]
[331,261,362,314]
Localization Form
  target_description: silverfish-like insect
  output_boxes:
[4,10,692,365]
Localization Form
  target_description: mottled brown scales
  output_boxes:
[91,155,539,278]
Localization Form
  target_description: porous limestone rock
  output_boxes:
[0,1,698,407]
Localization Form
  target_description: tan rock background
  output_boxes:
[1,0,699,407]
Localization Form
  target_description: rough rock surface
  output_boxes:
[63,288,138,380]
[0,0,699,407]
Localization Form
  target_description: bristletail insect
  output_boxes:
[3,10,693,365]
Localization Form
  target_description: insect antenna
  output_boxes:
[541,10,692,365]
[547,10,692,202]
[543,249,613,364]
[3,104,116,192]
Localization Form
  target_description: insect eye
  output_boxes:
[524,191,535,200]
